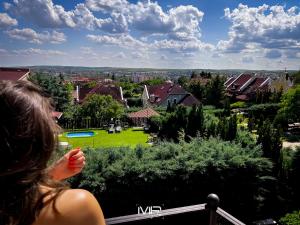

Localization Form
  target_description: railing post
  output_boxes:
[206,193,220,225]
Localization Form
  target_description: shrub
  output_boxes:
[280,211,300,225]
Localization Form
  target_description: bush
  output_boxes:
[280,211,300,225]
[68,138,273,222]
[231,101,247,109]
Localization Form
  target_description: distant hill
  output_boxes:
[28,65,296,78]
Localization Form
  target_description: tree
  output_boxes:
[190,83,206,101]
[292,71,300,85]
[228,114,237,141]
[191,71,197,79]
[68,138,273,222]
[275,85,300,128]
[177,76,189,88]
[186,105,204,138]
[257,120,282,174]
[29,73,73,112]
[280,211,300,225]
[81,94,124,126]
[206,75,225,107]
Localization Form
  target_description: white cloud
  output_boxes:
[218,4,300,55]
[6,28,66,44]
[87,34,146,49]
[128,2,204,41]
[12,48,67,56]
[7,0,127,33]
[0,13,17,28]
[153,39,214,53]
[85,0,128,13]
[73,3,128,32]
[9,0,76,28]
[88,1,206,40]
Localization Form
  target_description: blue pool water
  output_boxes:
[66,131,95,138]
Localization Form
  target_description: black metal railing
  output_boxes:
[105,194,245,225]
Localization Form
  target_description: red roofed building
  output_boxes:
[225,73,271,101]
[74,82,125,105]
[0,68,30,81]
[128,108,160,126]
[142,81,200,107]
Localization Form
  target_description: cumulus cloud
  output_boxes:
[6,28,66,44]
[12,48,67,56]
[0,13,17,28]
[8,0,76,28]
[153,39,214,53]
[6,0,127,33]
[127,2,204,41]
[87,34,147,49]
[218,4,300,55]
[85,0,128,13]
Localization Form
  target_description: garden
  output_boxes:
[59,128,149,149]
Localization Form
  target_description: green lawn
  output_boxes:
[59,128,149,149]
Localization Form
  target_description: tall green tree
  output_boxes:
[206,75,225,107]
[275,85,300,128]
[257,120,282,174]
[186,105,204,138]
[177,76,189,88]
[29,73,73,111]
[81,94,124,125]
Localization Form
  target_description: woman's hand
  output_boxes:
[48,148,86,181]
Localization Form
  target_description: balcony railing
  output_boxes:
[105,194,246,225]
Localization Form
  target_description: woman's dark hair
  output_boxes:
[0,80,66,225]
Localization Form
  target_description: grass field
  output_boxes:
[59,128,149,149]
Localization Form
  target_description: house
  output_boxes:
[225,73,271,101]
[270,71,293,93]
[0,67,30,81]
[142,81,200,107]
[128,107,160,126]
[74,82,125,105]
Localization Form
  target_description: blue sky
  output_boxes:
[0,0,299,70]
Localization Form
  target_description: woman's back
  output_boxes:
[33,188,106,225]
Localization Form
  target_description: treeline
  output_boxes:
[149,105,237,142]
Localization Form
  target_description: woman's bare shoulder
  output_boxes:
[34,189,106,225]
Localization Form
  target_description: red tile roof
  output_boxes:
[148,82,186,104]
[226,74,252,91]
[224,77,235,86]
[0,68,30,81]
[89,84,122,102]
[128,108,160,118]
[242,77,269,94]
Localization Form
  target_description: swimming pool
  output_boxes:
[66,131,95,138]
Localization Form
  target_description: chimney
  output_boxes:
[76,85,79,102]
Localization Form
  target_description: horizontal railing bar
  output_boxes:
[216,208,246,225]
[106,204,206,224]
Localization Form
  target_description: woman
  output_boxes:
[0,80,106,225]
